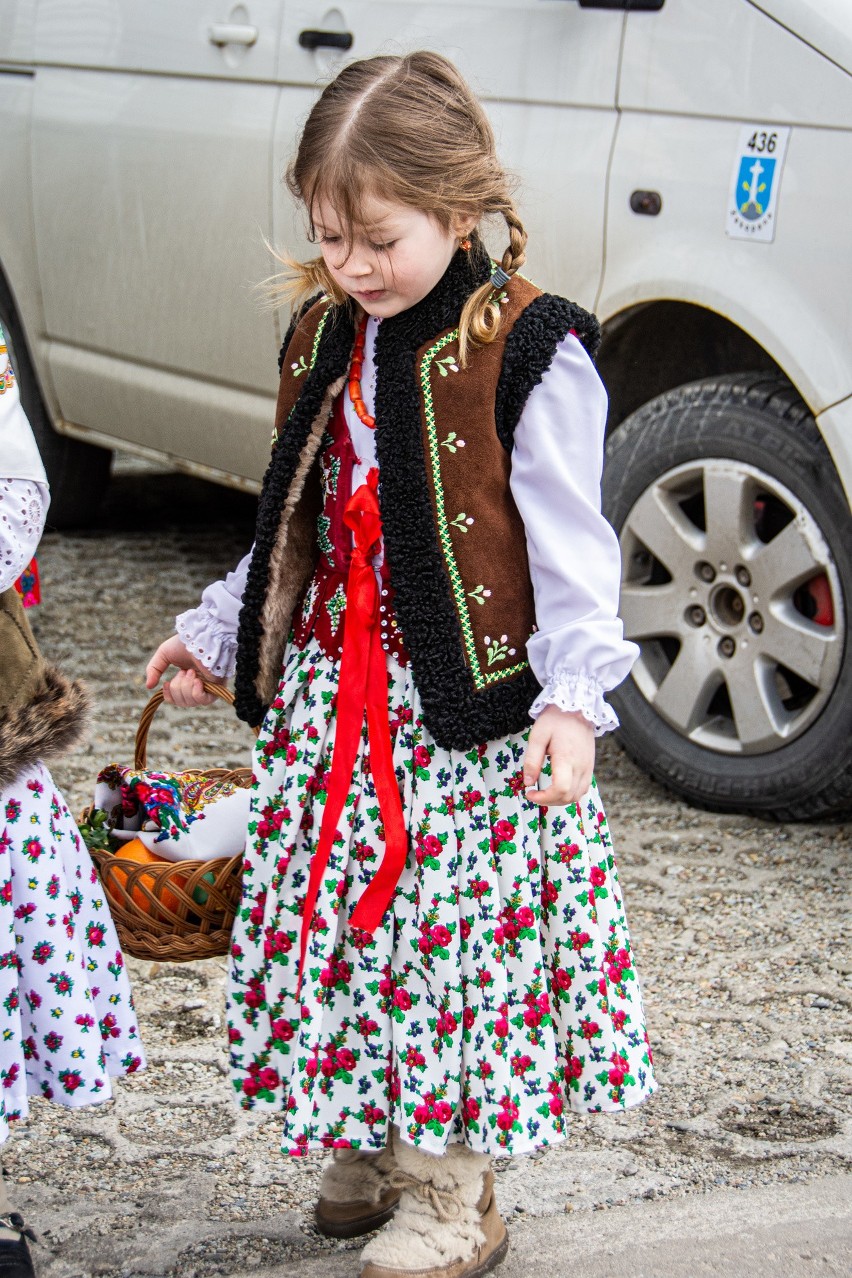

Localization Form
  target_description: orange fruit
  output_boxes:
[109,839,185,915]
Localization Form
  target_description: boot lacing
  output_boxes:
[387,1168,465,1223]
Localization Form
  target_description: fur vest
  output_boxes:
[0,586,89,790]
[234,245,600,749]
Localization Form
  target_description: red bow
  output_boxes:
[297,472,408,992]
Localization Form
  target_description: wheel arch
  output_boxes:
[597,300,784,434]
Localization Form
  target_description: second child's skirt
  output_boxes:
[227,636,656,1158]
[0,763,145,1141]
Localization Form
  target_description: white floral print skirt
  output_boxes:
[227,636,656,1158]
[0,763,145,1142]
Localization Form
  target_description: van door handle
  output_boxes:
[298,29,354,51]
[209,23,259,47]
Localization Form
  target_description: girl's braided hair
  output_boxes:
[273,51,528,365]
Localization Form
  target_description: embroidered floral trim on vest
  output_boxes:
[272,306,332,447]
[420,331,528,691]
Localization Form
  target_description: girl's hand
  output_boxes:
[522,706,595,806]
[145,635,226,708]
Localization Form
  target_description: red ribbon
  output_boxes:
[297,472,408,992]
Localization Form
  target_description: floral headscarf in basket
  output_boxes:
[92,764,249,863]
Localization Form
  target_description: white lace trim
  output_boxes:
[529,669,620,737]
[175,609,237,680]
[0,478,47,593]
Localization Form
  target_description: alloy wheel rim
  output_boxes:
[618,459,845,755]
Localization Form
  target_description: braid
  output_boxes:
[458,202,529,367]
[499,203,528,277]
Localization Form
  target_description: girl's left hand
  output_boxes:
[522,705,595,806]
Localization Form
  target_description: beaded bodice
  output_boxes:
[291,397,408,666]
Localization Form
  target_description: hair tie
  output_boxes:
[490,266,510,290]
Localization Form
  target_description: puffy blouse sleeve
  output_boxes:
[0,330,50,592]
[509,331,638,734]
[175,549,252,679]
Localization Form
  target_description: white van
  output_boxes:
[1,0,850,820]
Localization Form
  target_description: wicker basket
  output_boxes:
[90,681,250,963]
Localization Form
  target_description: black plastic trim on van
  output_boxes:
[576,0,665,10]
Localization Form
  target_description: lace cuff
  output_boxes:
[175,608,238,680]
[0,478,48,593]
[529,669,620,736]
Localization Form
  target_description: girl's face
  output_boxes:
[314,193,474,319]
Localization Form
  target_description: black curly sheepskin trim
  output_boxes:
[495,295,601,449]
[235,305,355,726]
[373,246,542,750]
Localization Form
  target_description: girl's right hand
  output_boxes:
[145,635,226,708]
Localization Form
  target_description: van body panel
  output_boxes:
[0,0,36,65]
[29,1,284,465]
[33,0,282,81]
[748,0,852,76]
[620,0,852,128]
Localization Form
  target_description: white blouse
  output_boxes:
[177,318,637,733]
[0,334,49,593]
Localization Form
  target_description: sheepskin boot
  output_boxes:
[359,1140,508,1278]
[315,1134,401,1239]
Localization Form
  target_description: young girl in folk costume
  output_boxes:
[147,52,655,1278]
[0,329,144,1277]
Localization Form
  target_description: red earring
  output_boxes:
[459,237,472,252]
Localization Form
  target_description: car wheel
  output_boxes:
[0,279,111,528]
[603,372,852,821]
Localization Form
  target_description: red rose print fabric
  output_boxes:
[0,764,145,1140]
[226,636,656,1158]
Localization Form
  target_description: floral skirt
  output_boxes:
[227,636,656,1158]
[0,763,145,1141]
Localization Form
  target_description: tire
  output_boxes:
[603,372,852,821]
[0,275,111,528]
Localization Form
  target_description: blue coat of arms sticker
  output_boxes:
[726,125,791,243]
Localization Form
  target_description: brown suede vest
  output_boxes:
[272,282,538,698]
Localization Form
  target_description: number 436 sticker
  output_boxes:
[726,125,791,243]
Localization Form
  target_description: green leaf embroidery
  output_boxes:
[317,514,333,559]
[440,431,466,454]
[467,584,492,606]
[291,354,309,377]
[435,355,459,378]
[326,583,347,628]
[450,512,475,533]
[483,633,518,666]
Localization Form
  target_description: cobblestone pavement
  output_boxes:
[8,458,850,1277]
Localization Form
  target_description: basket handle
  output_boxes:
[135,680,244,770]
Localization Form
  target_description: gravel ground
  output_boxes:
[7,456,850,1277]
